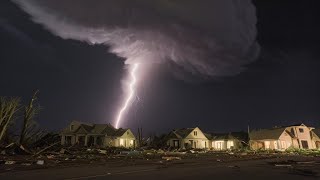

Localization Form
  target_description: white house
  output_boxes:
[208,132,248,151]
[60,121,136,148]
[166,127,209,149]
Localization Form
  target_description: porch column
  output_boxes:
[61,135,65,145]
[94,136,97,145]
[84,135,88,146]
[71,135,76,145]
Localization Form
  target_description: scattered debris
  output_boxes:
[162,156,182,161]
[275,164,292,167]
[60,148,65,154]
[5,161,16,165]
[228,165,240,169]
[98,149,107,154]
[36,160,44,165]
[21,163,32,166]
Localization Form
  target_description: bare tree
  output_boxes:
[0,97,20,144]
[19,90,44,145]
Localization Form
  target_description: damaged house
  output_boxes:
[249,123,315,150]
[166,127,209,149]
[311,129,320,149]
[60,121,136,148]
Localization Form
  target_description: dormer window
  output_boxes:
[194,131,198,136]
[70,125,74,131]
[299,128,304,133]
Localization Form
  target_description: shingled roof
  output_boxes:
[249,128,290,140]
[61,121,126,137]
[210,132,248,141]
[313,129,320,137]
[165,128,198,139]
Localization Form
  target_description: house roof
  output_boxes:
[249,128,287,140]
[113,128,129,136]
[209,132,248,141]
[313,129,320,137]
[166,127,199,139]
[61,121,127,137]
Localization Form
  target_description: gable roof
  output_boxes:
[249,128,287,140]
[166,127,204,139]
[113,128,128,136]
[174,128,195,138]
[209,132,248,141]
[61,121,129,137]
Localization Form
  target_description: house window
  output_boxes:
[264,141,270,149]
[299,128,304,133]
[194,131,198,136]
[301,140,309,149]
[127,131,129,135]
[120,138,124,146]
[227,141,234,149]
[70,125,74,131]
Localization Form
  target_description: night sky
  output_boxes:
[0,0,319,135]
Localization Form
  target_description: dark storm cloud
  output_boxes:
[12,0,259,79]
[0,17,36,47]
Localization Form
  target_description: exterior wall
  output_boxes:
[167,139,182,148]
[211,140,227,150]
[278,131,295,149]
[61,135,76,145]
[211,139,243,151]
[311,131,320,149]
[250,140,279,150]
[286,126,314,149]
[104,130,136,148]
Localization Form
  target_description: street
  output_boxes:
[1,156,319,180]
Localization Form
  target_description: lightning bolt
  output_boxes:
[115,63,139,128]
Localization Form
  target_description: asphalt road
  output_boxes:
[1,158,319,180]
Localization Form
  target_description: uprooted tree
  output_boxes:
[0,97,20,144]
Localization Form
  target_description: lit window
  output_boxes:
[265,141,270,149]
[299,128,304,133]
[130,140,134,146]
[227,141,234,149]
[120,139,124,146]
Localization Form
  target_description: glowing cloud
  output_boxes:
[12,0,260,127]
[12,0,259,79]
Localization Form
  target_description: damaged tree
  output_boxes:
[0,97,20,144]
[19,90,45,146]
